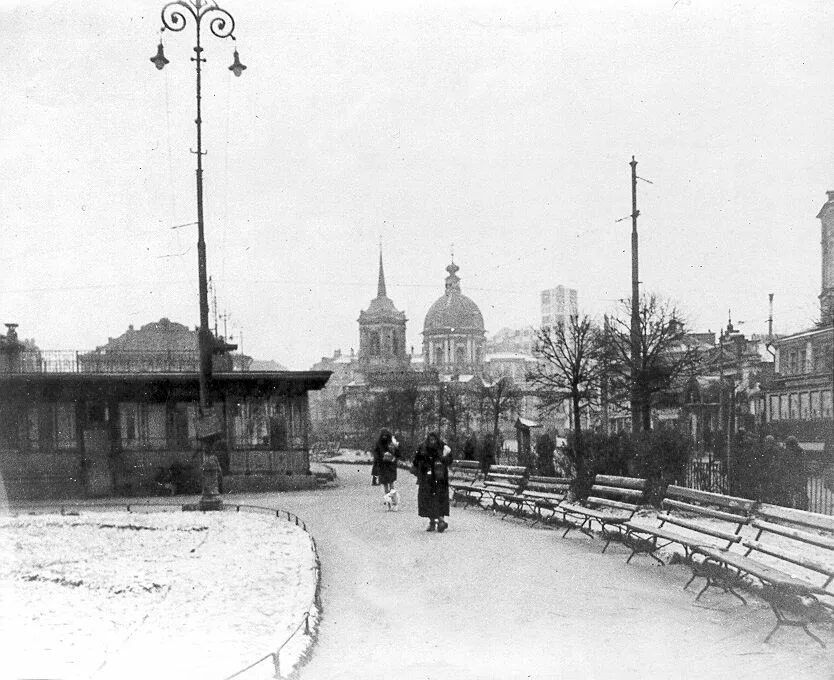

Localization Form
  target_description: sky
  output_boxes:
[2,0,834,369]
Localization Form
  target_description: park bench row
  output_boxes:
[447,460,834,647]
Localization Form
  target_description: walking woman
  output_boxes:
[372,428,400,498]
[412,431,453,532]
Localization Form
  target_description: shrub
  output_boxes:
[566,429,690,505]
[629,429,691,505]
[535,433,556,477]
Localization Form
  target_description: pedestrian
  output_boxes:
[412,431,453,532]
[462,432,476,461]
[479,433,495,474]
[784,436,809,510]
[372,428,400,499]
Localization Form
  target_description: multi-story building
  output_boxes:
[764,190,834,450]
[78,317,250,372]
[541,285,578,329]
[486,327,536,355]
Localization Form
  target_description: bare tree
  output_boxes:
[604,294,701,432]
[436,381,473,451]
[479,375,522,461]
[528,314,605,485]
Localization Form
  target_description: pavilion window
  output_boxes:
[55,403,77,450]
[789,393,799,419]
[120,402,167,449]
[799,392,810,419]
[0,404,21,449]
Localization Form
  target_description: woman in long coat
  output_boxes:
[372,429,399,495]
[412,432,453,532]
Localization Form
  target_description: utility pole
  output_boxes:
[630,156,641,433]
[601,314,610,436]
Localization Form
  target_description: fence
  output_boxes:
[3,350,247,374]
[684,460,729,495]
[682,460,834,515]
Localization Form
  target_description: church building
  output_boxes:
[357,252,410,375]
[422,261,486,377]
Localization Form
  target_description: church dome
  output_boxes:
[423,262,485,334]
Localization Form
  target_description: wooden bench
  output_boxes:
[692,503,834,646]
[470,465,527,514]
[557,475,647,543]
[622,486,755,567]
[502,475,572,525]
[448,460,484,507]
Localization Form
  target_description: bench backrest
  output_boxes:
[587,475,647,512]
[524,475,571,498]
[665,486,755,516]
[449,460,482,484]
[484,465,527,492]
[755,503,834,534]
[746,504,834,587]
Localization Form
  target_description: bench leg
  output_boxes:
[692,561,747,605]
[623,535,665,566]
[579,519,594,538]
[762,588,826,648]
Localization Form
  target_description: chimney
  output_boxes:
[768,293,774,341]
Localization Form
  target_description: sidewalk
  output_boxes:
[238,465,834,680]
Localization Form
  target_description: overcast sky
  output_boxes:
[2,0,834,368]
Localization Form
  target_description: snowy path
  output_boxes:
[239,466,832,680]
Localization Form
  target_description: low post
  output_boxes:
[199,453,223,511]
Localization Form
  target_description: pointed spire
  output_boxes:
[377,249,387,298]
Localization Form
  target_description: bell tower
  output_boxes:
[357,250,409,375]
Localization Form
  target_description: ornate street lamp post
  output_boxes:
[151,0,246,510]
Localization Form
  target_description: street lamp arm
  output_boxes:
[161,1,198,32]
[161,0,236,40]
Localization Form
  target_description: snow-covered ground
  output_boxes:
[0,508,318,680]
[321,448,372,465]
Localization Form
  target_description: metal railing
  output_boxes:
[684,460,729,495]
[682,460,834,515]
[223,504,320,680]
[2,349,246,374]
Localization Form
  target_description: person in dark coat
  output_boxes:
[412,432,453,532]
[783,437,809,510]
[479,433,495,474]
[372,428,400,496]
[462,432,476,461]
